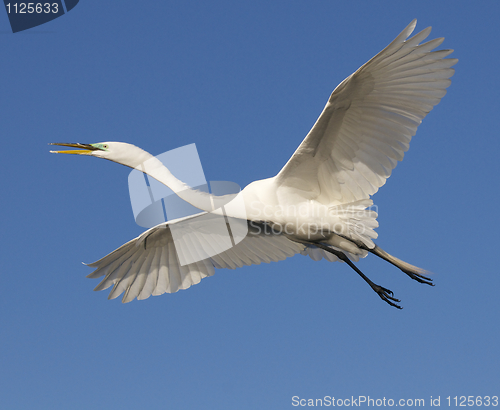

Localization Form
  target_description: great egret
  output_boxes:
[51,20,456,308]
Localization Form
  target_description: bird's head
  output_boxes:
[50,141,153,169]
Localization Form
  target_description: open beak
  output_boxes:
[49,143,101,155]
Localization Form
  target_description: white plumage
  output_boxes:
[51,20,457,308]
[86,215,304,303]
[276,21,455,206]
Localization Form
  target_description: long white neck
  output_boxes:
[120,146,245,218]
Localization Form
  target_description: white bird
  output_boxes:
[51,20,456,308]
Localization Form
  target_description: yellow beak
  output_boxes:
[49,143,99,155]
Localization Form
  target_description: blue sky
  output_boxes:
[1,1,499,409]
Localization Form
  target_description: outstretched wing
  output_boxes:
[86,213,305,303]
[276,20,457,206]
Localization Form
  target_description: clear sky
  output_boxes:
[1,1,499,409]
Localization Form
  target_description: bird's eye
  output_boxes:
[103,144,108,149]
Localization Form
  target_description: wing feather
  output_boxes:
[276,20,457,205]
[166,241,182,293]
[153,247,169,295]
[85,214,304,302]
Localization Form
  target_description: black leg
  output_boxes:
[399,269,433,285]
[367,245,434,286]
[313,242,403,310]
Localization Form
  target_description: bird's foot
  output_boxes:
[370,283,402,309]
[403,270,434,286]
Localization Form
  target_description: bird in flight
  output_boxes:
[51,20,456,308]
